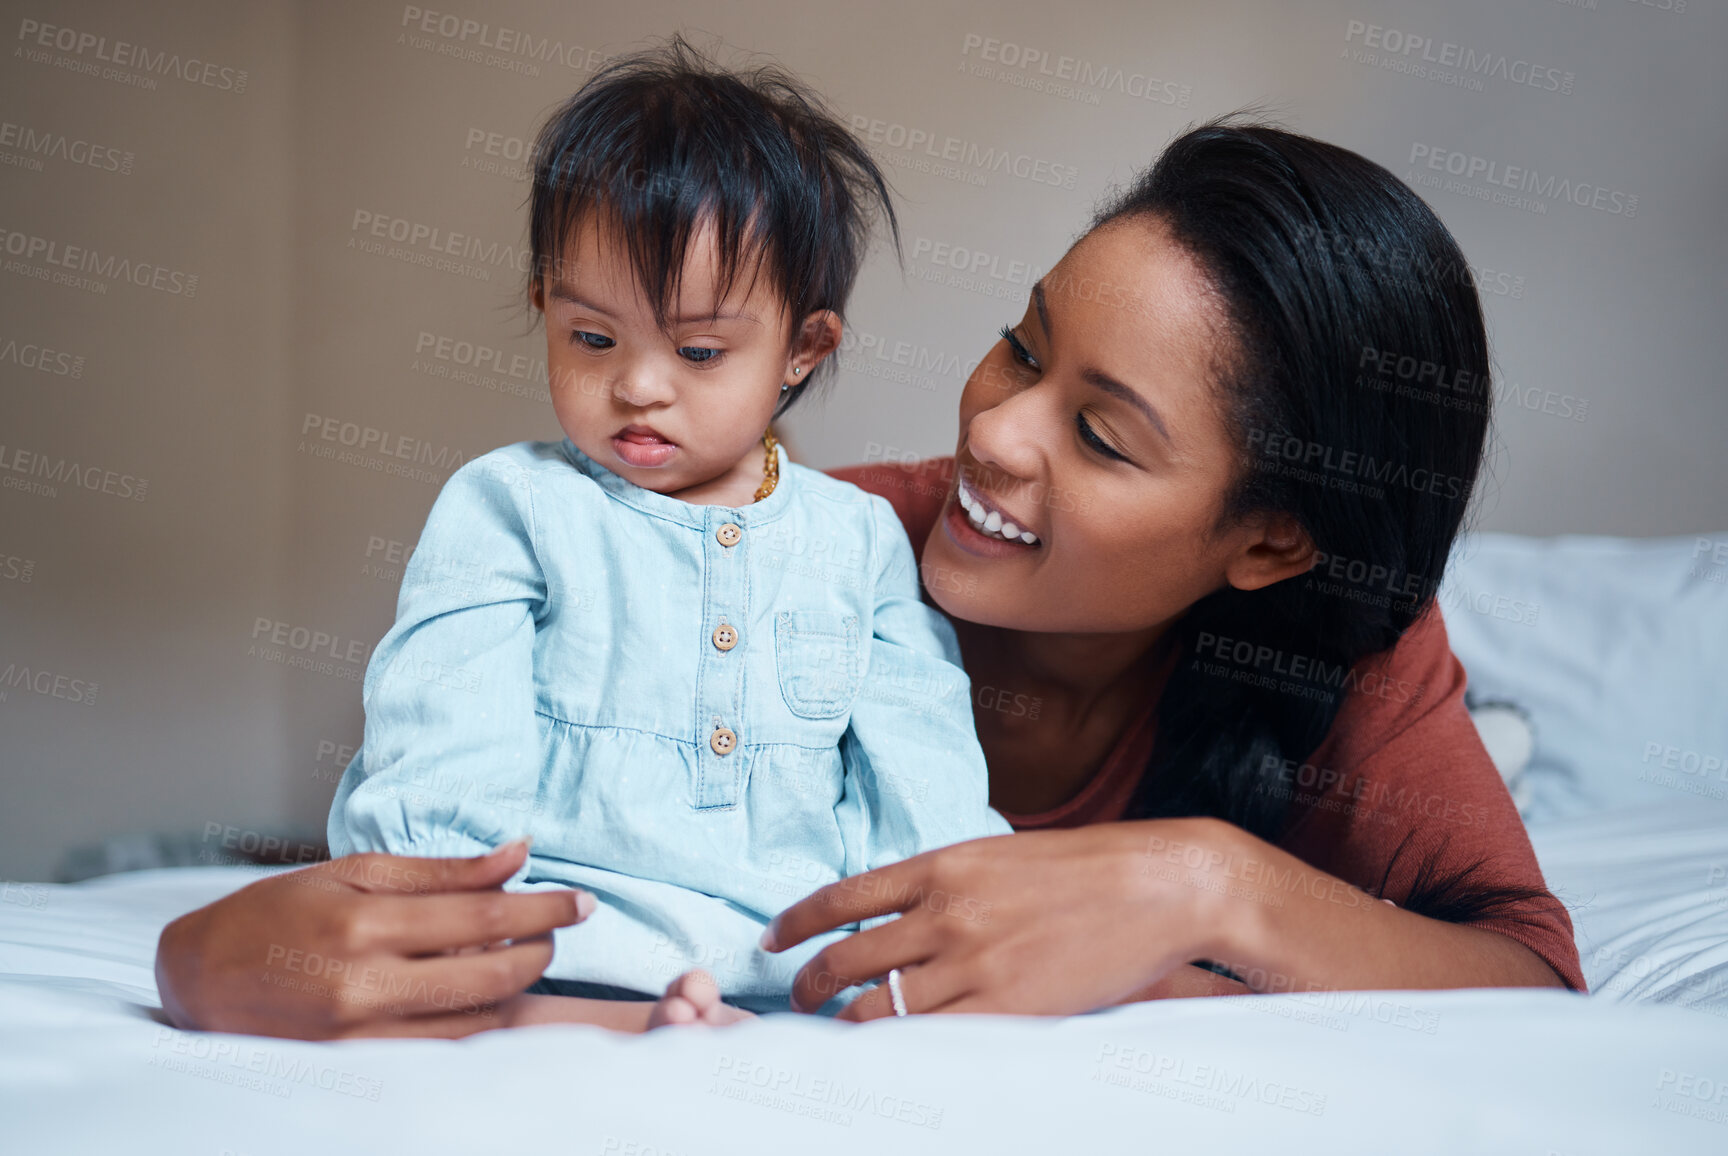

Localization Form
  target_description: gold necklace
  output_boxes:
[753,429,780,503]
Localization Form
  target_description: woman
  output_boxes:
[155,121,1581,1039]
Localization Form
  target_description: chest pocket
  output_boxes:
[775,611,862,719]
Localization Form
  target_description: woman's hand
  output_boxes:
[767,814,1567,1021]
[154,841,592,1040]
[763,819,1237,1020]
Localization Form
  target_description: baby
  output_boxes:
[327,40,1009,1028]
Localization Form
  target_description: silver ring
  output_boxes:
[887,967,908,1017]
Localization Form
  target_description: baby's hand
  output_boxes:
[646,969,755,1028]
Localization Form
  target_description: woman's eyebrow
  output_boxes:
[1033,279,1053,335]
[1032,279,1173,445]
[1085,369,1172,444]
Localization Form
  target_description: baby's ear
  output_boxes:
[793,309,842,366]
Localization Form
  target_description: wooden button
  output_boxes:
[712,623,738,651]
[709,727,737,756]
[716,522,742,547]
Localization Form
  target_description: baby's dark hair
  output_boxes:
[525,36,899,416]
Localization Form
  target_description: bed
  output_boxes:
[3,531,1725,1154]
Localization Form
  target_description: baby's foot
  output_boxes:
[647,969,755,1029]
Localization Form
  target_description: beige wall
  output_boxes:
[2,0,1724,878]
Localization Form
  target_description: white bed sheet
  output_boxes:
[2,805,1726,1155]
[1533,802,1728,1008]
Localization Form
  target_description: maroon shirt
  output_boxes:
[831,455,1586,992]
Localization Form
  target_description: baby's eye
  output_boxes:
[679,346,723,364]
[572,330,614,350]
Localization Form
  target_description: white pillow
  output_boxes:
[1467,702,1536,816]
[1439,531,1728,824]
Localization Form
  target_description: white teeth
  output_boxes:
[955,473,1040,546]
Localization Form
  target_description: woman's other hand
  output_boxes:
[764,819,1238,1020]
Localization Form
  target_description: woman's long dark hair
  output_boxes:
[1112,121,1551,926]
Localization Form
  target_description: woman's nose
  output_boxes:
[965,385,1044,485]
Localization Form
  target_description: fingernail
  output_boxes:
[573,890,596,920]
[758,923,777,952]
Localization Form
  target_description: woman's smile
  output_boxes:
[954,469,1042,545]
[941,490,1040,560]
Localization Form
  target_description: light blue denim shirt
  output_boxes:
[328,437,1010,1011]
